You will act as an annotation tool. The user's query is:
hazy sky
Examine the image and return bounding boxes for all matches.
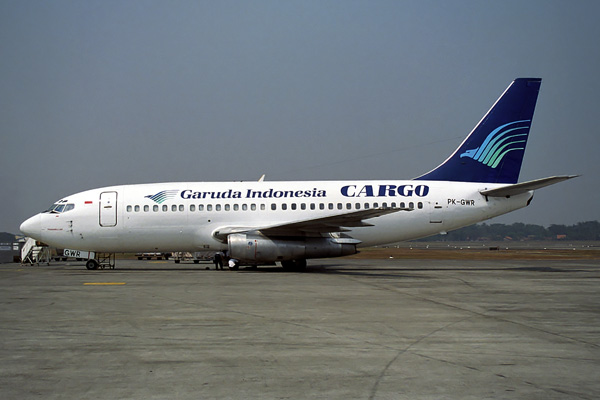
[2,0,599,234]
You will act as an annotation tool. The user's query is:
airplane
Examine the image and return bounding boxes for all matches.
[20,78,577,271]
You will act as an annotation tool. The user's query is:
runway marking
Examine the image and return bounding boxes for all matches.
[83,282,126,285]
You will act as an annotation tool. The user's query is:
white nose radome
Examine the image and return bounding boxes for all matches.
[20,214,42,239]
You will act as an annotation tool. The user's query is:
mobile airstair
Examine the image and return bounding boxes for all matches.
[21,237,51,265]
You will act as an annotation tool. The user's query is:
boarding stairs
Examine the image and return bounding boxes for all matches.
[21,237,51,265]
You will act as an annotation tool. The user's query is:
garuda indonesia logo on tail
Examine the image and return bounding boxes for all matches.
[460,120,531,168]
[145,190,179,204]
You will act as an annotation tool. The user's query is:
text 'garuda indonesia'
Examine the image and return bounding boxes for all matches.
[178,184,430,200]
[180,188,327,200]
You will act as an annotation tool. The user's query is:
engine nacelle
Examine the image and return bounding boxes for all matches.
[227,233,357,263]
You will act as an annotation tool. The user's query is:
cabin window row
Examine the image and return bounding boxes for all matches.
[126,204,267,212]
[272,202,423,211]
[125,202,424,213]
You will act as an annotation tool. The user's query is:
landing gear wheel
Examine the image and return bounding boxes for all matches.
[281,259,307,272]
[86,259,99,270]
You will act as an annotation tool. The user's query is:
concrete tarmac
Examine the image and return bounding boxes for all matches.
[1,258,599,400]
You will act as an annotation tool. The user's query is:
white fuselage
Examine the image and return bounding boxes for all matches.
[21,179,531,253]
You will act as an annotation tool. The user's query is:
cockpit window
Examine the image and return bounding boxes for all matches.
[44,203,75,214]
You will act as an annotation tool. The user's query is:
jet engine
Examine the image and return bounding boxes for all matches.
[227,233,357,263]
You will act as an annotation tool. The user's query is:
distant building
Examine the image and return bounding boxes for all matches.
[0,233,23,263]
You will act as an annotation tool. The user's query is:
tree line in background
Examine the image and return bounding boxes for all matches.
[417,221,600,242]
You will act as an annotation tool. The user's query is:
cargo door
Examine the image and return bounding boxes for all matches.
[99,191,118,227]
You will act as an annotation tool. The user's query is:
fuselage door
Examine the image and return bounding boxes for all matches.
[429,201,444,224]
[99,191,118,227]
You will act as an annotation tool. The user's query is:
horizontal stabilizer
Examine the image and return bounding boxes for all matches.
[480,175,579,197]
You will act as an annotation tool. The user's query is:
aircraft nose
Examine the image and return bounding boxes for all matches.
[20,214,42,239]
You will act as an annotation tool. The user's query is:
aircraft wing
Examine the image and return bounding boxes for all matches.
[212,207,410,241]
[480,175,579,197]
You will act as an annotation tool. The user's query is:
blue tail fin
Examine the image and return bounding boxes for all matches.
[415,78,542,184]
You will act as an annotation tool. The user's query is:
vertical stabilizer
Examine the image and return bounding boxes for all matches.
[416,78,542,184]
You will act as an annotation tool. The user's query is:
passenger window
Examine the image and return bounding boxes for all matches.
[391,202,397,208]
[319,203,325,210]
[215,204,221,211]
[409,202,414,209]
[179,205,184,212]
[282,204,287,210]
[207,205,213,211]
[162,205,168,212]
[260,204,265,211]
[382,202,388,208]
[301,203,306,210]
[127,205,132,212]
[337,203,342,210]
[291,203,297,210]
[271,204,277,210]
[234,204,239,211]
[328,203,334,210]
[172,205,177,212]
[198,204,204,211]
[418,202,423,209]
[400,202,406,208]
[310,203,316,210]
[153,205,159,212]
[225,204,230,211]
[144,205,149,212]
[373,203,379,208]
[364,203,370,209]
[346,203,352,210]
[251,204,256,211]
[355,203,361,210]
[135,205,140,212]
[190,205,195,212]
